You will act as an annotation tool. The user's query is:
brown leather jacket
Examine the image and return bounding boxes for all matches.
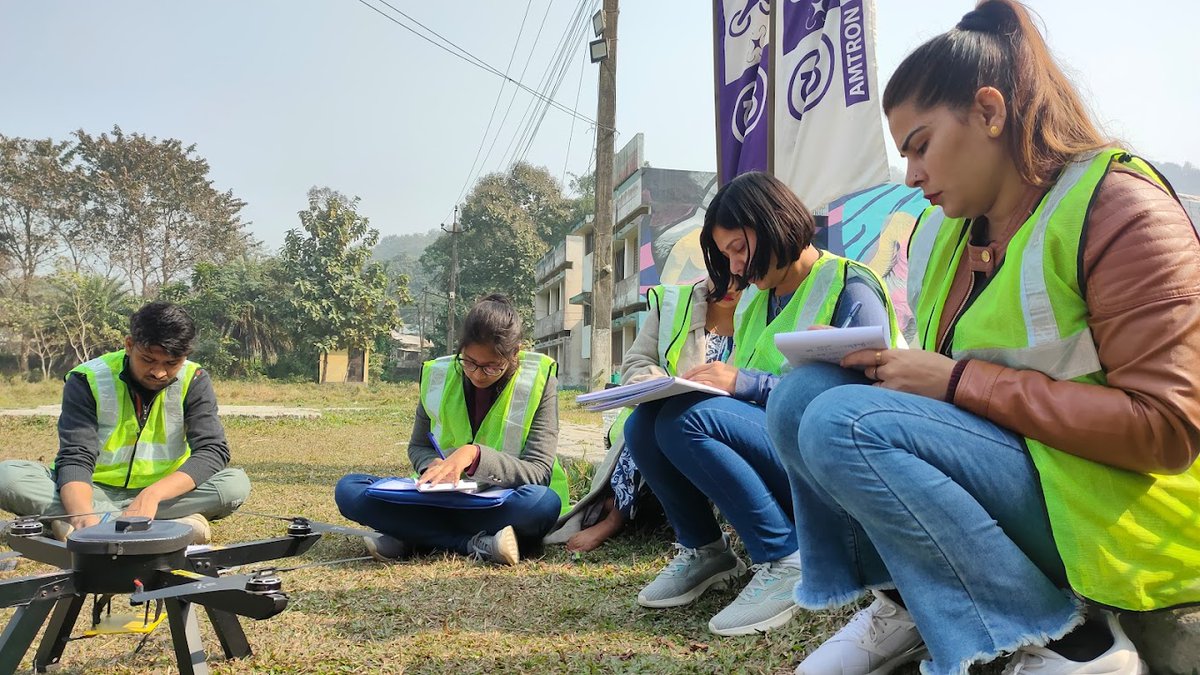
[940,168,1200,475]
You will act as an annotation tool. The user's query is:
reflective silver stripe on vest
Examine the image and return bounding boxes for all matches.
[424,358,451,442]
[656,286,682,367]
[160,378,187,458]
[501,353,545,456]
[906,208,944,314]
[955,155,1103,381]
[84,356,119,439]
[793,259,842,330]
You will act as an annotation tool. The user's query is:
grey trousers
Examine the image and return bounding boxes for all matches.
[0,460,250,521]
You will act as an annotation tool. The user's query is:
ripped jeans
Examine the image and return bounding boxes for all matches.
[767,363,1081,675]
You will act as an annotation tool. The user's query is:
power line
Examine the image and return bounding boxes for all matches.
[355,0,607,130]
[561,41,589,187]
[471,0,555,187]
[450,0,534,211]
[502,0,594,170]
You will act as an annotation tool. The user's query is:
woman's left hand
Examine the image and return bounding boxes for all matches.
[842,348,957,401]
[417,445,480,485]
[682,361,740,394]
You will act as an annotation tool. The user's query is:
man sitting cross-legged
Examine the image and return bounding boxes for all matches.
[0,301,250,544]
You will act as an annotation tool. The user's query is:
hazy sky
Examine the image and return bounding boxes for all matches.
[2,1,1196,249]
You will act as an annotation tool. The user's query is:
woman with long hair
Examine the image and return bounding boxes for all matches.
[768,2,1200,673]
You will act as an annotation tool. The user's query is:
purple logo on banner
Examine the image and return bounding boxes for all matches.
[786,34,834,119]
[781,0,872,119]
[716,0,771,183]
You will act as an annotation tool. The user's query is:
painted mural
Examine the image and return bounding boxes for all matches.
[816,182,929,342]
[628,171,927,342]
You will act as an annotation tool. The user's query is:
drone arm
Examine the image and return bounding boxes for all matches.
[185,535,320,574]
[0,571,75,609]
[136,571,287,620]
[3,535,72,571]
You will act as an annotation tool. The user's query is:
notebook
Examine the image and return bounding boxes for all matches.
[773,325,889,367]
[365,477,513,509]
[574,376,727,412]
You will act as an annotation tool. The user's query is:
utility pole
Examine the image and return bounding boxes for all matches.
[417,290,426,362]
[442,205,460,352]
[589,0,618,389]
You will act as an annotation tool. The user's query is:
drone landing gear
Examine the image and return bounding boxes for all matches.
[0,590,258,675]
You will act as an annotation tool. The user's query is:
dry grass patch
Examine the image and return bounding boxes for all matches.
[2,384,1005,674]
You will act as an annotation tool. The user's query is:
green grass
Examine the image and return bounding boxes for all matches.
[0,383,1002,674]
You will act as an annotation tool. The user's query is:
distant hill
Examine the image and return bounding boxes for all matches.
[1157,160,1200,196]
[373,229,440,264]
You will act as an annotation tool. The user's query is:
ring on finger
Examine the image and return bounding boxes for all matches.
[875,351,883,367]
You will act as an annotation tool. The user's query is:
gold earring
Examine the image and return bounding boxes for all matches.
[989,125,1000,137]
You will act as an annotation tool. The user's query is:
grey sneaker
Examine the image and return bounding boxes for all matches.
[795,591,927,674]
[363,534,409,562]
[637,534,746,608]
[468,525,519,565]
[708,560,802,636]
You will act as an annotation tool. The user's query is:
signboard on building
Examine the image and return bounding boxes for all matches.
[614,133,645,189]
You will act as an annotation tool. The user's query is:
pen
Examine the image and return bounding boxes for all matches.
[426,432,447,461]
[838,301,863,329]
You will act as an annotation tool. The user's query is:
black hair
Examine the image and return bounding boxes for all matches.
[129,301,196,357]
[458,293,522,363]
[882,0,1107,187]
[700,171,815,301]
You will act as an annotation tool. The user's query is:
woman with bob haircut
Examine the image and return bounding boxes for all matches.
[628,170,900,637]
[768,2,1200,674]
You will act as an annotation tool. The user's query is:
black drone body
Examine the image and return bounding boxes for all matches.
[0,515,327,675]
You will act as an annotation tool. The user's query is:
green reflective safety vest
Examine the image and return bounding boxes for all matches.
[733,253,902,374]
[420,351,571,516]
[908,148,1200,610]
[645,283,703,377]
[68,350,198,489]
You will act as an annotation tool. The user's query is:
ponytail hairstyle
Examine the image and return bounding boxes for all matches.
[700,171,815,301]
[458,293,523,365]
[882,0,1109,187]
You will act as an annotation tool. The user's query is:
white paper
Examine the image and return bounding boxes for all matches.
[575,376,728,412]
[417,480,478,493]
[773,326,888,366]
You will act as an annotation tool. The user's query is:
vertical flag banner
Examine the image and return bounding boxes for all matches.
[714,0,772,185]
[771,0,888,209]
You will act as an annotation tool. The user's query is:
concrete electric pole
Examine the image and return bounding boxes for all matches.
[589,0,618,389]
[442,205,460,352]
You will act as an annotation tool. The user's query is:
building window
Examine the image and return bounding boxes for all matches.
[584,232,594,254]
[614,239,626,279]
[583,304,593,327]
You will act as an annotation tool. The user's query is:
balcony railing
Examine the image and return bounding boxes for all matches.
[535,240,570,281]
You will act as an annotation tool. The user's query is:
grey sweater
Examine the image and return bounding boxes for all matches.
[55,360,231,489]
[407,374,560,490]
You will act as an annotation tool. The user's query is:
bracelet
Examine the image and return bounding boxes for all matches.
[945,359,970,403]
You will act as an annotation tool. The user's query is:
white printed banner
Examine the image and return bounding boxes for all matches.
[771,0,888,209]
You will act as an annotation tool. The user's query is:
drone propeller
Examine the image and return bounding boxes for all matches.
[237,511,382,539]
[129,555,373,603]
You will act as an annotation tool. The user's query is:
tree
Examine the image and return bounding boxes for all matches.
[419,162,576,351]
[75,125,252,297]
[280,188,406,382]
[180,258,298,378]
[0,135,82,376]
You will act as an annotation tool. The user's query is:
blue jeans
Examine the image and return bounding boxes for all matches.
[333,474,561,555]
[767,363,1081,675]
[625,393,796,563]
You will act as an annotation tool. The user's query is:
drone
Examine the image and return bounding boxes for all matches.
[0,512,380,675]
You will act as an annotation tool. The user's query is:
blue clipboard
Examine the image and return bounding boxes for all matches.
[365,477,515,509]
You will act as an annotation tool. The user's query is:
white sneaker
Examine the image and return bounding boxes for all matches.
[1001,612,1147,675]
[795,591,927,675]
